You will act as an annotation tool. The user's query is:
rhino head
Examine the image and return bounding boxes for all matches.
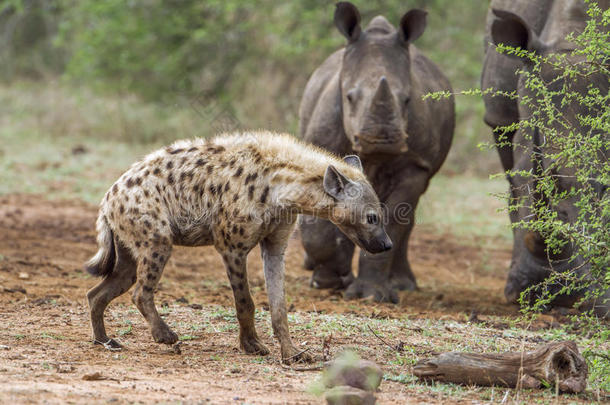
[334,2,427,157]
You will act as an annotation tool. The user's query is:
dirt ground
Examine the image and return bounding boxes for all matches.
[0,194,588,404]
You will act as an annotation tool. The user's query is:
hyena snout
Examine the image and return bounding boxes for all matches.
[359,229,393,254]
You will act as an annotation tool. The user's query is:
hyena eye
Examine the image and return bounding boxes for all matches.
[366,213,379,225]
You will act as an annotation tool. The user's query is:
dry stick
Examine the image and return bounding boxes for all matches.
[279,348,322,372]
[413,341,588,393]
[280,363,324,372]
[283,348,312,363]
[367,325,400,352]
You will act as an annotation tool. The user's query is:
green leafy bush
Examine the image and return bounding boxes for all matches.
[427,1,610,388]
[1,1,491,171]
[501,2,609,323]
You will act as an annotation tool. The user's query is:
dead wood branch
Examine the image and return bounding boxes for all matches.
[413,341,588,393]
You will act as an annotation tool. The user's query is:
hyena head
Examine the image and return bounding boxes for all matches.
[323,155,392,254]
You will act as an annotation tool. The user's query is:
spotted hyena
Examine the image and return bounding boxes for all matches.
[85,131,391,363]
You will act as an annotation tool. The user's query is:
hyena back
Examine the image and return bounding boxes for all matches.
[86,131,391,363]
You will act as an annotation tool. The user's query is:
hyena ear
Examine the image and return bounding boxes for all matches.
[343,155,363,172]
[323,165,350,200]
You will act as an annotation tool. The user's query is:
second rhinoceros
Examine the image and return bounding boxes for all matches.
[299,2,455,303]
[482,0,609,317]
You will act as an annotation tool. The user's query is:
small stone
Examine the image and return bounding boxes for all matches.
[72,145,88,155]
[82,372,105,381]
[2,286,26,294]
[57,364,74,373]
[189,303,203,310]
[325,357,383,392]
[18,272,29,280]
[325,386,376,405]
[172,343,182,354]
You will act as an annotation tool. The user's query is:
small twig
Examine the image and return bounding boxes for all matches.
[283,348,311,363]
[280,363,324,372]
[367,325,400,352]
[322,334,332,362]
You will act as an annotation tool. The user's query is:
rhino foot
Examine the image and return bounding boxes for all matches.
[344,279,399,304]
[303,253,315,271]
[310,269,354,290]
[390,274,418,292]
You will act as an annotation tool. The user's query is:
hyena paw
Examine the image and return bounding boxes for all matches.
[282,346,314,365]
[152,324,179,345]
[241,336,270,356]
[94,338,123,351]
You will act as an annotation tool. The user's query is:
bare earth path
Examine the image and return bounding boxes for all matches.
[1,194,583,404]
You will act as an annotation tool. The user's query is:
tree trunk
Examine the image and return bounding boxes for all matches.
[413,341,588,393]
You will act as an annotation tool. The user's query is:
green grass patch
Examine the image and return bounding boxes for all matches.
[40,331,66,340]
[418,173,511,244]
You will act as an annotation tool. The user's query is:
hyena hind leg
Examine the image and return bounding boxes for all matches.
[131,243,178,345]
[220,249,270,356]
[87,239,137,349]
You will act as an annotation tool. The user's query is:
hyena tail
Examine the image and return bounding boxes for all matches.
[85,215,116,277]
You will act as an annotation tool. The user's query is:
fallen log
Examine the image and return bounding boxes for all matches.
[413,341,587,393]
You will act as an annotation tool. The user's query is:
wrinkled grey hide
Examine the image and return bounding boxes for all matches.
[299,2,455,303]
[482,0,609,317]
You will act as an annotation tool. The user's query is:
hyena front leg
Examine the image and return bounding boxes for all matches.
[131,240,177,345]
[261,222,314,364]
[219,247,270,356]
[87,238,137,349]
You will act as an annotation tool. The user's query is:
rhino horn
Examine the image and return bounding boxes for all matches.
[370,76,396,117]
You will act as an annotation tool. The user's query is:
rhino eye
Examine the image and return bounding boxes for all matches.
[366,213,379,225]
[346,89,357,104]
[404,96,411,105]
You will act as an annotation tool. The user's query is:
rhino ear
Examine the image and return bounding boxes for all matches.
[323,165,350,200]
[398,9,427,44]
[343,155,363,172]
[334,2,361,43]
[491,9,545,55]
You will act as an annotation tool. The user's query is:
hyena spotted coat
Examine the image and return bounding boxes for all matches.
[86,131,391,363]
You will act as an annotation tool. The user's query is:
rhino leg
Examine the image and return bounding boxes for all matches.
[300,215,355,289]
[492,128,516,173]
[344,219,416,303]
[345,171,426,303]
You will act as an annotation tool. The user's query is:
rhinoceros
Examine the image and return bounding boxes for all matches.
[482,0,609,317]
[298,2,455,303]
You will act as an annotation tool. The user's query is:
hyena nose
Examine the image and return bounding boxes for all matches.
[382,239,393,252]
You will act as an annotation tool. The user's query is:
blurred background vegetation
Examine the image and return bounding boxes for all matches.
[0,0,509,242]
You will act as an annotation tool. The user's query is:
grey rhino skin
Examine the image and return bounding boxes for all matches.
[482,0,609,317]
[299,2,455,303]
